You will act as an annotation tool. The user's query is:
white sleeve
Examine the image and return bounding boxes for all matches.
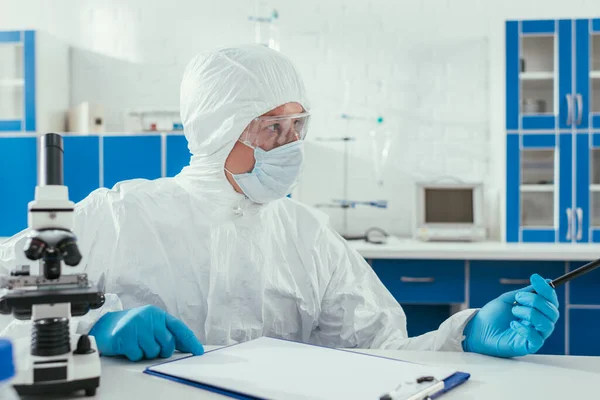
[0,189,123,339]
[310,225,477,351]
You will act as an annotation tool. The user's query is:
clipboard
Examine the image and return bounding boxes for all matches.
[144,337,470,400]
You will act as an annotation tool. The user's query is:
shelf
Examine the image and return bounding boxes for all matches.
[591,71,600,79]
[0,79,24,87]
[590,184,600,192]
[520,184,554,192]
[521,112,554,116]
[520,72,554,80]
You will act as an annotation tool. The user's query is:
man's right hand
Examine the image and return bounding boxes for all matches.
[89,305,204,361]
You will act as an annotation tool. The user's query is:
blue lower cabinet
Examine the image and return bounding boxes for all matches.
[166,135,190,177]
[63,136,100,203]
[370,260,465,304]
[470,261,566,355]
[103,136,162,189]
[569,309,600,356]
[0,137,37,237]
[569,261,600,305]
[402,304,452,338]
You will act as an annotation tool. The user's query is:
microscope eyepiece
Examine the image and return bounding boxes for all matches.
[40,133,64,186]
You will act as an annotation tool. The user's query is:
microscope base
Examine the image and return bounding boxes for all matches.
[14,377,100,397]
[11,333,101,397]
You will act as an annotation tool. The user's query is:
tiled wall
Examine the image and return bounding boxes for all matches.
[2,0,600,238]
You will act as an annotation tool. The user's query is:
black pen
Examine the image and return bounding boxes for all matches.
[514,257,600,304]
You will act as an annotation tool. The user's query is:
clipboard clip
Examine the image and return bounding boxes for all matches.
[380,376,443,400]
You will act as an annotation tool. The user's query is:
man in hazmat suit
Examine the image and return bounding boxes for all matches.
[0,45,559,362]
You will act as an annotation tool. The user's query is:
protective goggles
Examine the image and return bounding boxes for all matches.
[239,112,311,151]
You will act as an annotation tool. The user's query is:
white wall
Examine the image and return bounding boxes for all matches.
[2,0,599,239]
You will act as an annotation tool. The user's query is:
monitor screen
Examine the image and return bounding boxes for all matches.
[424,188,474,223]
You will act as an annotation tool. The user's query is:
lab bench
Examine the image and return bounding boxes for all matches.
[349,237,600,356]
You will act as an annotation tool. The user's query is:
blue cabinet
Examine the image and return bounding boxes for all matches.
[0,133,185,237]
[505,20,572,132]
[0,31,35,132]
[469,261,566,355]
[365,257,600,355]
[506,18,600,243]
[402,305,453,338]
[569,261,600,305]
[0,30,69,133]
[165,134,191,177]
[569,309,600,356]
[63,136,100,203]
[506,133,572,242]
[103,136,162,189]
[0,137,36,236]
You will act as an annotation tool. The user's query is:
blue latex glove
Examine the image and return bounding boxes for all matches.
[89,305,204,361]
[462,273,559,358]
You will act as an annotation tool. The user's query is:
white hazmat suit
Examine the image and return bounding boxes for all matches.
[1,44,476,350]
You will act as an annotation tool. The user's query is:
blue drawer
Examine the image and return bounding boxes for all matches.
[569,309,600,356]
[103,136,162,189]
[568,261,600,305]
[370,260,465,304]
[470,261,566,355]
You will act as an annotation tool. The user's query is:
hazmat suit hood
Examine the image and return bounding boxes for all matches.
[176,44,310,203]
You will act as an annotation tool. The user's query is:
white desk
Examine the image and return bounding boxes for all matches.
[349,236,600,260]
[19,347,600,399]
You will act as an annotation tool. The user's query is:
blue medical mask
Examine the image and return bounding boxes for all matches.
[225,141,305,204]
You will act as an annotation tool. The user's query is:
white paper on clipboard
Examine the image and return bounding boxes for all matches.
[146,336,468,400]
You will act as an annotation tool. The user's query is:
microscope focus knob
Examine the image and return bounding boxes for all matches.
[74,334,95,355]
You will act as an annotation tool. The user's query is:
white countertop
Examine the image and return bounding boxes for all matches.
[349,236,600,261]
[19,346,600,400]
[4,236,600,262]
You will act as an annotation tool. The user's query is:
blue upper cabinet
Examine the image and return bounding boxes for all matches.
[506,20,572,132]
[571,19,600,242]
[506,133,572,243]
[0,30,69,133]
[0,31,35,132]
[506,18,600,243]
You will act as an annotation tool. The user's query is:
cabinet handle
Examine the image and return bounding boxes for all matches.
[400,276,435,283]
[566,208,573,240]
[499,278,530,285]
[566,94,573,126]
[576,93,583,126]
[576,207,583,241]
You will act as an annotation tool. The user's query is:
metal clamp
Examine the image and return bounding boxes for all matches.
[400,277,435,283]
[499,278,530,285]
[576,94,583,126]
[566,94,573,126]
[576,207,583,241]
[566,207,573,240]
